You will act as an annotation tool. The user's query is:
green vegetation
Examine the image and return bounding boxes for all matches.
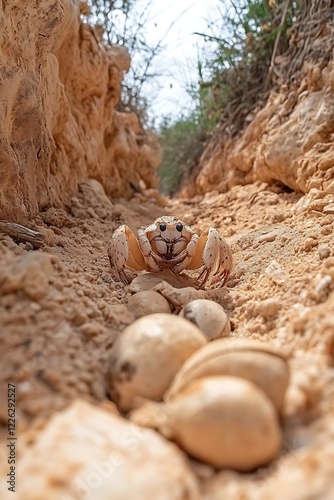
[85,1,300,194]
[158,0,298,194]
[157,114,206,194]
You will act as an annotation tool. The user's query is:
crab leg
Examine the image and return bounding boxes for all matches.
[108,225,146,284]
[182,228,233,288]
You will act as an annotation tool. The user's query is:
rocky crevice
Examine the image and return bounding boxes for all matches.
[0,0,160,221]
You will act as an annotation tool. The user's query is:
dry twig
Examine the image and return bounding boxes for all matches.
[0,221,45,248]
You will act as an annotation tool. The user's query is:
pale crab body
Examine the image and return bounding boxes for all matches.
[108,216,233,288]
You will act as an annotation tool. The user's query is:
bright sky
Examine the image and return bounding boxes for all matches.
[139,0,223,120]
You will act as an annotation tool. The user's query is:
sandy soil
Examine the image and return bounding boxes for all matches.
[1,178,334,498]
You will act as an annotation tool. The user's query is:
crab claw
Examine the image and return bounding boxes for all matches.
[175,227,233,288]
[108,225,146,284]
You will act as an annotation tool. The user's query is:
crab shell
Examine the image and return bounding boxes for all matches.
[108,216,233,289]
[144,216,194,263]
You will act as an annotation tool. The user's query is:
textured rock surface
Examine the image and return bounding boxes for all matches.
[0,0,160,221]
[0,251,54,301]
[0,400,199,499]
[184,61,334,196]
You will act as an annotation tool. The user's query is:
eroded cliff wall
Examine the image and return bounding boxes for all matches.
[183,7,334,197]
[0,0,160,221]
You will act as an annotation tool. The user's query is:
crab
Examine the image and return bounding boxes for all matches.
[108,216,233,288]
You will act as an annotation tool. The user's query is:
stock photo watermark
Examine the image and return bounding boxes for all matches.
[6,383,17,493]
[61,426,149,500]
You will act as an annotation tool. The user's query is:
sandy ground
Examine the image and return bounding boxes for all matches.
[1,178,334,498]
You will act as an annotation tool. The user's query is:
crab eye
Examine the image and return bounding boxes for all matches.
[176,223,183,232]
[159,223,167,232]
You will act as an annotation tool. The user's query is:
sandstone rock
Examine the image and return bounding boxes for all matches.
[41,208,68,228]
[265,260,288,285]
[153,281,207,308]
[318,245,330,260]
[0,0,62,220]
[0,251,53,300]
[185,62,334,197]
[0,400,199,499]
[0,0,160,221]
[257,298,281,318]
[126,270,198,293]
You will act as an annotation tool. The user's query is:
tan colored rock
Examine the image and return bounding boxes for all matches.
[253,91,334,192]
[257,298,281,319]
[0,0,63,220]
[127,291,171,318]
[127,270,198,293]
[133,377,281,471]
[153,281,207,308]
[184,63,334,196]
[130,400,170,430]
[106,313,207,411]
[0,0,160,221]
[323,203,334,214]
[265,260,288,285]
[41,208,68,228]
[0,251,53,301]
[165,338,289,412]
[0,400,199,500]
[104,304,135,326]
[34,226,56,247]
[318,244,331,260]
[179,299,230,340]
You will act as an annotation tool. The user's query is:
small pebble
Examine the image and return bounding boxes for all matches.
[265,260,287,285]
[257,298,281,319]
[318,245,330,260]
[323,204,334,214]
[324,257,334,268]
[80,322,102,337]
[304,237,318,251]
[313,275,332,303]
[127,291,171,318]
[0,252,53,301]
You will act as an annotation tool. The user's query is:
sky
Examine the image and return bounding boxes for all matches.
[135,0,223,120]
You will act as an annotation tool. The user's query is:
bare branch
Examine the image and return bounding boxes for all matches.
[0,222,45,248]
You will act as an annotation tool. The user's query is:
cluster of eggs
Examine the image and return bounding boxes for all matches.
[106,289,289,471]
